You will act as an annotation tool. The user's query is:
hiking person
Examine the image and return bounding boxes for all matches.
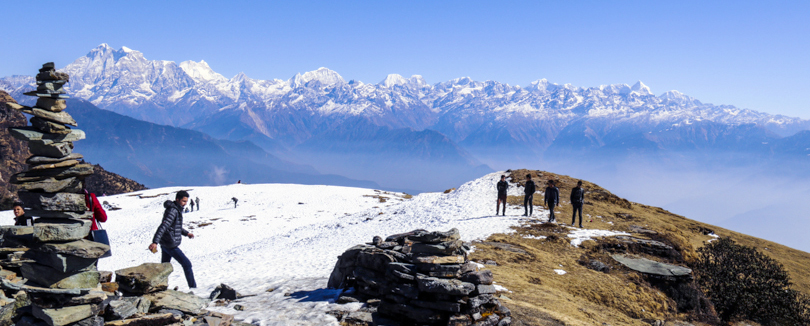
[149,190,196,289]
[232,197,238,208]
[496,175,509,215]
[189,198,195,212]
[195,197,200,211]
[12,202,33,226]
[84,189,107,231]
[523,174,536,217]
[544,180,560,223]
[570,180,585,228]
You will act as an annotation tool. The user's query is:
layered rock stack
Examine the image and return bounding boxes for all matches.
[328,228,512,326]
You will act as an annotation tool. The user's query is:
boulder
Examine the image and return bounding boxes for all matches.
[9,127,84,143]
[35,98,67,112]
[25,249,97,273]
[417,277,475,296]
[460,270,493,285]
[32,303,103,326]
[409,228,460,244]
[32,218,91,242]
[30,117,72,135]
[21,263,99,289]
[143,290,209,315]
[35,239,110,259]
[105,299,137,320]
[27,140,73,158]
[115,263,173,294]
[475,284,498,294]
[611,254,692,277]
[26,153,83,165]
[17,177,83,193]
[102,313,179,326]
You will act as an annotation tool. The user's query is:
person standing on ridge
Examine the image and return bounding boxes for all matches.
[232,197,238,208]
[544,180,560,223]
[496,175,509,215]
[12,202,33,226]
[195,197,200,211]
[570,180,585,228]
[149,190,196,289]
[523,174,536,217]
[189,198,195,212]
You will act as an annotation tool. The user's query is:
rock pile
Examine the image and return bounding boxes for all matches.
[328,228,512,326]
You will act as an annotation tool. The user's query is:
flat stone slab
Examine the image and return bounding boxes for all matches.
[102,313,180,326]
[409,228,461,244]
[30,117,72,135]
[27,153,83,165]
[17,177,83,193]
[26,246,98,273]
[33,218,92,242]
[143,290,209,315]
[18,192,87,212]
[32,303,103,326]
[9,127,83,143]
[29,159,79,170]
[27,141,74,158]
[35,98,67,112]
[0,278,93,295]
[26,210,92,220]
[611,254,692,277]
[12,164,93,183]
[416,276,475,296]
[412,255,465,264]
[410,239,463,255]
[21,263,99,289]
[35,239,110,259]
[115,263,173,294]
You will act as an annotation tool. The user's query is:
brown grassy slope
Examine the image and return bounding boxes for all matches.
[471,169,810,325]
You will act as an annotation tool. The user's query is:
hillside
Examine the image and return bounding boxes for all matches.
[11,170,800,325]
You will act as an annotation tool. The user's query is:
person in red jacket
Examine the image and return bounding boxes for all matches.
[84,189,107,230]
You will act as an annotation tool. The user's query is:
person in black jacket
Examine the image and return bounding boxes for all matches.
[570,180,585,228]
[496,175,509,216]
[12,202,33,226]
[544,180,560,223]
[149,191,196,288]
[523,174,536,217]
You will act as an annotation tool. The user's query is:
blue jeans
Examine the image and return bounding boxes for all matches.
[572,203,583,225]
[161,246,196,288]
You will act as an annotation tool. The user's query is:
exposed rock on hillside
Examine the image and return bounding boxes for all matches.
[83,164,146,196]
[0,91,31,209]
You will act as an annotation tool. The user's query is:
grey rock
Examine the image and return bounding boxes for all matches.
[417,277,475,296]
[21,263,99,289]
[70,316,104,326]
[32,303,103,326]
[16,316,49,326]
[144,290,209,315]
[25,249,97,273]
[27,140,73,158]
[29,107,77,126]
[26,210,92,220]
[209,283,240,300]
[386,268,415,282]
[356,250,396,272]
[11,164,94,183]
[29,159,80,170]
[120,296,151,314]
[33,219,92,242]
[36,81,65,93]
[497,316,512,326]
[27,153,84,165]
[35,97,67,112]
[473,314,499,326]
[23,91,70,99]
[387,262,416,275]
[418,263,464,278]
[469,294,493,308]
[384,229,429,243]
[448,314,473,326]
[387,283,419,299]
[476,284,498,294]
[460,270,494,285]
[353,267,385,288]
[158,308,184,318]
[102,313,179,326]
[409,228,460,244]
[411,239,463,255]
[19,192,88,212]
[611,254,692,277]
[0,225,34,237]
[18,177,83,193]
[411,299,461,312]
[36,239,110,259]
[106,299,138,320]
[31,117,72,134]
[36,70,69,82]
[9,127,84,143]
[587,260,611,273]
[378,301,444,323]
[115,263,173,294]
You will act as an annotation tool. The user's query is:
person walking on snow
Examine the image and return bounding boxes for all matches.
[232,197,238,208]
[149,190,196,288]
[195,197,200,211]
[496,175,509,216]
[523,174,536,217]
[570,180,585,228]
[544,180,560,223]
[189,198,195,212]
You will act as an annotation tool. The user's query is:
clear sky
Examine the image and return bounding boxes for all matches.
[2,1,809,118]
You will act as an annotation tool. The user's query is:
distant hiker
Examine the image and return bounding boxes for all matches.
[570,180,585,228]
[12,202,33,226]
[149,190,196,289]
[496,175,509,215]
[195,197,200,211]
[523,174,536,217]
[232,197,238,208]
[237,180,241,184]
[84,189,108,231]
[544,180,560,223]
[184,207,189,213]
[189,198,195,212]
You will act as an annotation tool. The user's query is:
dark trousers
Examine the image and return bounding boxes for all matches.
[572,203,583,226]
[161,246,196,288]
[548,203,556,221]
[523,194,533,215]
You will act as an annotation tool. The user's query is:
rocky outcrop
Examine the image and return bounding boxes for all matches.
[0,90,31,209]
[83,164,146,196]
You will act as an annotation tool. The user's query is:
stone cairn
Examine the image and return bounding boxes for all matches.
[328,228,512,326]
[0,63,219,326]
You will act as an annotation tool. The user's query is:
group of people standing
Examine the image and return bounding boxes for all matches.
[496,174,586,228]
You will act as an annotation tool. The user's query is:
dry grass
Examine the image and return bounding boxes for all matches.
[470,169,810,325]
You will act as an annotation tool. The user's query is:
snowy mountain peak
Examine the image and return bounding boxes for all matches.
[291,67,345,88]
[631,81,652,95]
[380,74,407,88]
[121,46,134,53]
[180,60,227,83]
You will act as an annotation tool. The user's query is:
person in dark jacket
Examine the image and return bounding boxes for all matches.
[570,180,585,228]
[232,197,238,208]
[544,180,560,223]
[12,202,33,226]
[189,198,195,212]
[496,175,509,216]
[523,174,536,217]
[149,191,196,288]
[195,197,200,211]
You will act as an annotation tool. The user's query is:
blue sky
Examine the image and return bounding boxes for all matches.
[3,1,809,118]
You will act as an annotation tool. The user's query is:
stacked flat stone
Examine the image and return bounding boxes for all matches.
[3,62,112,326]
[328,228,512,326]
